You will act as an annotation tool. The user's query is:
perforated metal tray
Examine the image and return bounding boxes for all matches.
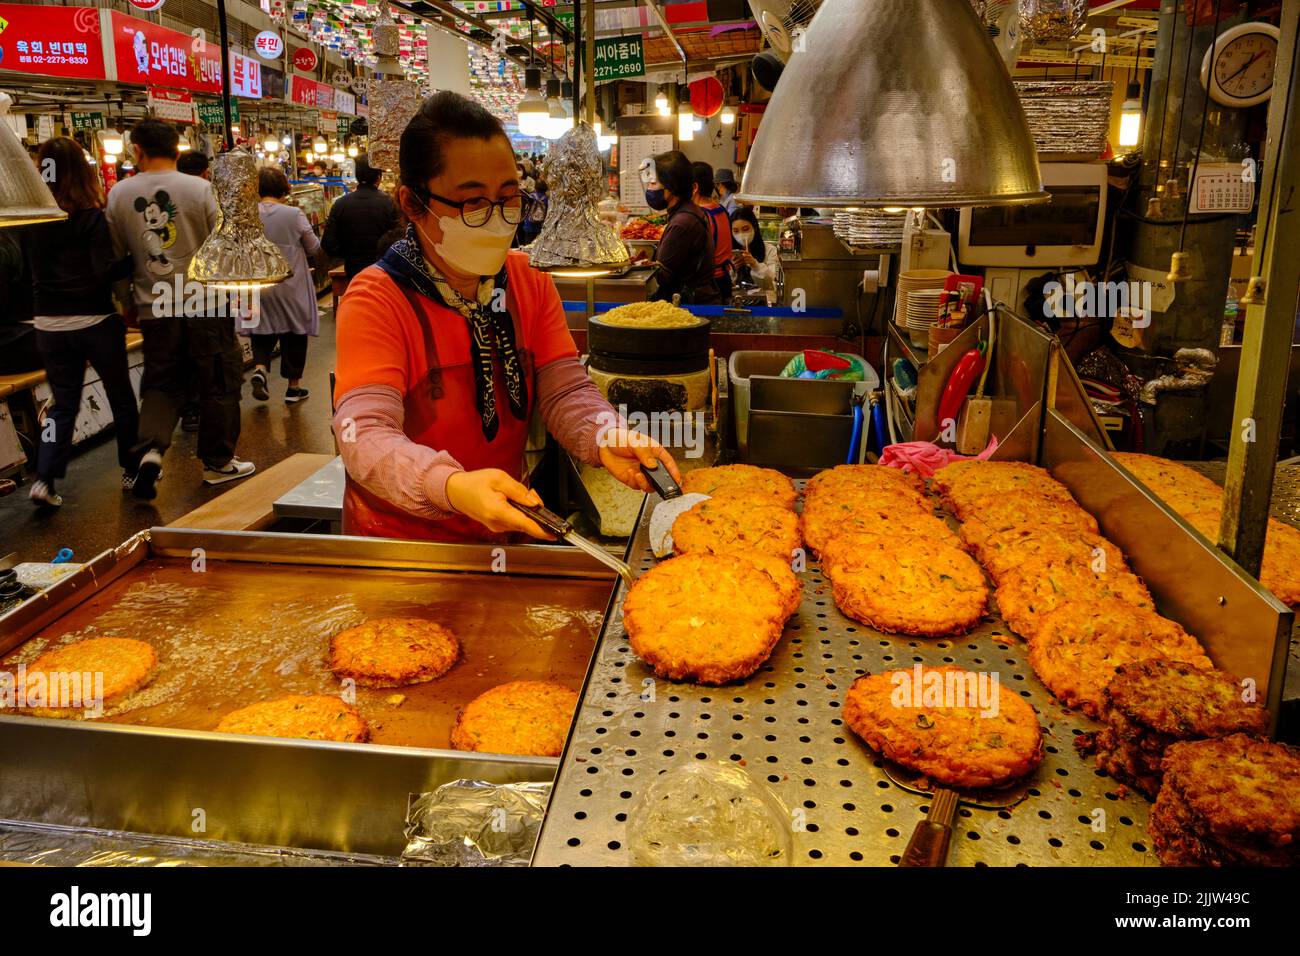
[533,483,1161,868]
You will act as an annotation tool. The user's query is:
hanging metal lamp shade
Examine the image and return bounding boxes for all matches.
[0,93,66,227]
[738,0,1047,209]
[188,148,291,290]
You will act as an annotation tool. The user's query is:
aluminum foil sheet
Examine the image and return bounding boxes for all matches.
[831,210,906,251]
[373,2,400,60]
[401,780,551,867]
[186,148,291,288]
[367,80,422,179]
[528,123,630,273]
[1018,0,1088,43]
[1015,80,1113,157]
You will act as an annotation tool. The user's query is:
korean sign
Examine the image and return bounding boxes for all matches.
[196,99,239,126]
[288,75,333,110]
[229,49,261,99]
[70,111,105,131]
[110,12,222,94]
[592,35,645,82]
[0,4,106,81]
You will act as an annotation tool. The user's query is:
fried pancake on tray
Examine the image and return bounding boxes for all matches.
[933,460,1076,515]
[740,552,803,618]
[843,667,1043,789]
[994,557,1153,641]
[1089,659,1268,798]
[622,553,789,684]
[215,694,370,742]
[21,637,157,718]
[805,463,924,499]
[955,492,1100,556]
[1111,452,1224,503]
[978,526,1129,587]
[671,496,802,562]
[801,494,943,556]
[449,680,579,756]
[680,464,797,510]
[329,618,460,688]
[1151,734,1300,867]
[1027,604,1212,717]
[823,533,987,637]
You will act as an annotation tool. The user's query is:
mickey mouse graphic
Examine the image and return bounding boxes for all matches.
[134,190,178,276]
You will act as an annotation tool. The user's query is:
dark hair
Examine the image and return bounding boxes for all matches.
[654,150,694,203]
[535,180,548,196]
[731,205,765,261]
[37,137,103,213]
[176,151,210,176]
[399,91,510,199]
[355,158,382,187]
[258,167,291,199]
[691,161,715,199]
[130,118,180,160]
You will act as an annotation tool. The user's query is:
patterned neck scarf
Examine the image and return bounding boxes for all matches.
[378,226,527,440]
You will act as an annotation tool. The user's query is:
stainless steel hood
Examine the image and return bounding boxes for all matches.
[739,0,1047,209]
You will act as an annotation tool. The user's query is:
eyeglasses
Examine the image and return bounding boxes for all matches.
[424,190,525,227]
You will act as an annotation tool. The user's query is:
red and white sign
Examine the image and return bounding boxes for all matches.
[288,75,332,110]
[110,12,222,93]
[0,3,107,81]
[127,0,166,11]
[291,45,316,72]
[229,50,261,98]
[254,30,282,60]
[146,87,195,123]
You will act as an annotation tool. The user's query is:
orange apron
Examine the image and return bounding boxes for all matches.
[342,275,536,543]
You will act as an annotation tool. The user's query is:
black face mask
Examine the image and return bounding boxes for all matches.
[645,188,669,211]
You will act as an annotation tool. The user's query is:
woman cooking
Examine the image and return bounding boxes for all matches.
[333,92,679,541]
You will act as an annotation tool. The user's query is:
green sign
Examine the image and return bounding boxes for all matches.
[196,100,239,126]
[337,116,350,136]
[70,112,104,132]
[554,12,574,29]
[592,35,645,82]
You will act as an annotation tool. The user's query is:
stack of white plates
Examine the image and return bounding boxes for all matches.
[895,269,951,332]
[905,288,945,349]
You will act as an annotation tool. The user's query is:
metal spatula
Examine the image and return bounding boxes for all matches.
[883,761,1032,867]
[640,463,709,559]
[508,500,637,588]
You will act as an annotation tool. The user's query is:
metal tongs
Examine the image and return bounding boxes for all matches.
[508,500,637,587]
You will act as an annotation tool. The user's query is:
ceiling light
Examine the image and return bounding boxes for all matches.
[313,137,328,154]
[517,66,549,137]
[177,140,192,152]
[677,102,694,142]
[720,104,736,125]
[1119,82,1143,151]
[102,133,124,154]
[739,0,1045,208]
[654,86,669,113]
[188,148,291,291]
[102,153,118,165]
[282,134,293,146]
[264,137,280,153]
[347,145,359,157]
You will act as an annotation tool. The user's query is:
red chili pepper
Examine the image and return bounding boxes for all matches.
[937,341,988,427]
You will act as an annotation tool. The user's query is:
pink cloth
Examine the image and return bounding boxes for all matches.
[333,355,620,521]
[878,436,1000,479]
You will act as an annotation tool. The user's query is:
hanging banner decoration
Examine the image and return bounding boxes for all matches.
[0,3,107,81]
[291,45,317,72]
[592,34,646,81]
[147,87,196,123]
[254,30,283,60]
[229,50,262,98]
[689,76,724,118]
[111,12,222,93]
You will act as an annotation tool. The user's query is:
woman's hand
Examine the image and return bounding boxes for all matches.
[445,469,550,539]
[598,427,683,493]
[739,251,758,268]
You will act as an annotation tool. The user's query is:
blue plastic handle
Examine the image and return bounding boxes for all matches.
[52,548,73,564]
[848,404,865,464]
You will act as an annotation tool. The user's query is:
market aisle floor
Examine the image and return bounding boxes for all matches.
[0,302,340,562]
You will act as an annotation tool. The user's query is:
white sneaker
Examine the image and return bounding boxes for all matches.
[203,457,256,485]
[29,479,63,508]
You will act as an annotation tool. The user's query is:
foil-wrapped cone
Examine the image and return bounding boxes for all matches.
[401,780,551,867]
[367,79,422,179]
[1018,0,1088,43]
[187,147,291,289]
[372,1,400,60]
[528,122,629,274]
[0,92,66,227]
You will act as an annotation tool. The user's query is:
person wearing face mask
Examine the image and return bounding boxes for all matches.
[731,206,782,306]
[641,151,719,305]
[332,92,680,542]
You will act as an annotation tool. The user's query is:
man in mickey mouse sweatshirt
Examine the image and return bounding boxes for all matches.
[107,118,256,498]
